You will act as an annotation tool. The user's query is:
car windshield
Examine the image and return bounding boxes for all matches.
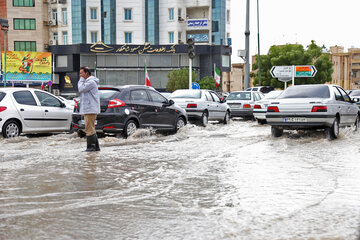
[278,85,330,99]
[171,90,201,99]
[263,91,283,100]
[350,90,360,96]
[99,89,121,100]
[227,92,251,100]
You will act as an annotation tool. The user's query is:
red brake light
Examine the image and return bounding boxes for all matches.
[104,126,116,129]
[187,103,197,108]
[0,106,7,112]
[74,100,78,109]
[312,106,327,112]
[253,104,261,109]
[267,106,279,112]
[243,104,251,109]
[108,98,125,108]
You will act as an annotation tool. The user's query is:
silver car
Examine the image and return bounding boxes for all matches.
[170,89,231,126]
[266,84,360,140]
[253,90,283,124]
[226,91,264,119]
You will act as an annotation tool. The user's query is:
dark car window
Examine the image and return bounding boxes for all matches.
[337,87,351,102]
[99,89,121,100]
[210,92,221,102]
[131,89,149,101]
[148,90,167,103]
[205,91,213,101]
[279,85,330,99]
[333,88,344,101]
[35,91,62,107]
[13,90,37,106]
[0,92,5,102]
[227,92,251,100]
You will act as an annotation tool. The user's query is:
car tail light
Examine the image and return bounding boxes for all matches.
[104,126,116,129]
[0,106,7,112]
[312,106,327,112]
[187,103,197,108]
[74,100,79,109]
[108,98,125,108]
[253,104,261,109]
[267,106,279,112]
[73,125,79,129]
[243,104,251,109]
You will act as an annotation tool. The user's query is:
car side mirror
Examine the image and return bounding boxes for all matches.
[221,98,226,103]
[60,102,66,108]
[163,99,174,107]
[352,97,360,103]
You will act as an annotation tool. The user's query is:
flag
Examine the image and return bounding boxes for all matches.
[214,64,221,87]
[144,64,151,86]
[41,82,45,90]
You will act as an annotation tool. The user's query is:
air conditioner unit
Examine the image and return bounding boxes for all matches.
[178,16,184,22]
[44,44,49,49]
[49,20,57,26]
[49,40,58,46]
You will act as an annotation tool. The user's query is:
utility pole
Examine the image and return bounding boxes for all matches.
[244,0,250,90]
[257,0,261,85]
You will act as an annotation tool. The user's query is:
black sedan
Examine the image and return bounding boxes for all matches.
[72,85,188,138]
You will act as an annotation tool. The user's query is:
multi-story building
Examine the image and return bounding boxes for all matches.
[330,46,360,90]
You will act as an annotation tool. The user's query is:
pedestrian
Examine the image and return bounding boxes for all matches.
[78,66,100,152]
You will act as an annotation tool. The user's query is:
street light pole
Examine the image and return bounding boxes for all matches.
[244,0,250,90]
[257,0,261,85]
[4,29,7,88]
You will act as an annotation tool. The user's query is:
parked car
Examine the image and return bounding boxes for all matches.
[160,92,172,99]
[0,88,73,138]
[246,86,274,94]
[349,90,360,108]
[266,84,360,140]
[170,89,231,126]
[72,85,187,138]
[226,91,264,119]
[253,90,283,124]
[57,96,76,110]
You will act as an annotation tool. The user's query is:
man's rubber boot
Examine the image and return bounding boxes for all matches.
[95,134,100,151]
[85,134,97,152]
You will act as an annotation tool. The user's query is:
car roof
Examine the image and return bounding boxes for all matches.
[99,85,155,91]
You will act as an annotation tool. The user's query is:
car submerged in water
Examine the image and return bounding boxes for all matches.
[72,85,188,138]
[266,84,360,140]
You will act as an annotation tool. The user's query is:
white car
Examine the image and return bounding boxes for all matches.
[226,91,264,119]
[57,96,76,110]
[0,88,73,138]
[170,89,231,126]
[266,84,360,140]
[253,90,283,124]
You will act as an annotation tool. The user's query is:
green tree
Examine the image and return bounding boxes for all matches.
[252,40,333,89]
[197,76,218,90]
[166,68,197,92]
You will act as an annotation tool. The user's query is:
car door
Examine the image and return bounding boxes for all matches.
[147,89,175,128]
[337,87,358,124]
[34,91,72,130]
[333,87,350,125]
[204,91,217,120]
[11,90,44,130]
[130,89,156,127]
[209,91,226,120]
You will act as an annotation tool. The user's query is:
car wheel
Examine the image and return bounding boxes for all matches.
[222,111,230,124]
[173,116,186,133]
[2,120,21,138]
[257,119,266,125]
[271,126,283,137]
[199,111,208,127]
[123,120,137,138]
[326,118,339,140]
[354,115,359,132]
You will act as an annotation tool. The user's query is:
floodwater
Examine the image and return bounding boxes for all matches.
[0,120,359,240]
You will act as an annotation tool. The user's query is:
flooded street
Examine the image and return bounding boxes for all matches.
[0,120,359,240]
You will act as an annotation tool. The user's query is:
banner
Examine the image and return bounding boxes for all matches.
[1,51,52,82]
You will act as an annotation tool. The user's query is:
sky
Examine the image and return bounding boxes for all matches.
[230,0,360,64]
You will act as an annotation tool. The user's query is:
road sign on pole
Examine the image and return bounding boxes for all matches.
[295,65,317,77]
[270,66,293,78]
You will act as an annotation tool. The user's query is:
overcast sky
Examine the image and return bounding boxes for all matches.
[230,0,360,64]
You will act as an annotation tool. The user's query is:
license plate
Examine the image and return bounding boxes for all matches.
[230,104,241,108]
[79,120,97,125]
[284,117,307,123]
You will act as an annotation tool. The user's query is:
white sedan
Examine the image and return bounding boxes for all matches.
[0,88,73,138]
[253,90,283,124]
[266,84,360,140]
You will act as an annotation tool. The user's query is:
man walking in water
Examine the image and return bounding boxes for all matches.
[78,66,100,152]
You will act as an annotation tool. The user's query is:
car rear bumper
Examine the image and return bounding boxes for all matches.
[72,113,126,134]
[266,113,335,129]
[253,110,266,120]
[185,109,203,121]
[230,109,253,117]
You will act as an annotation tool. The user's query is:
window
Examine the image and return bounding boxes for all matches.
[35,91,62,107]
[53,32,58,41]
[125,32,132,43]
[90,8,97,20]
[62,8,67,25]
[13,0,34,7]
[210,92,221,102]
[227,10,230,23]
[91,31,98,43]
[168,8,174,20]
[62,31,68,45]
[337,87,351,102]
[13,19,36,30]
[178,8,182,18]
[52,9,57,23]
[178,32,181,42]
[169,32,174,44]
[14,41,36,51]
[205,91,213,101]
[13,91,37,106]
[131,90,149,101]
[148,90,167,103]
[124,8,132,20]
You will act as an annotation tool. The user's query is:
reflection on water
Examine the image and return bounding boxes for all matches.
[0,121,360,240]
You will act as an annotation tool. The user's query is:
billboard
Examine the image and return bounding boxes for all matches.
[1,51,52,82]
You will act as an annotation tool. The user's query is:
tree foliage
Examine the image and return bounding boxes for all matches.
[197,76,219,90]
[252,40,333,89]
[166,68,198,92]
